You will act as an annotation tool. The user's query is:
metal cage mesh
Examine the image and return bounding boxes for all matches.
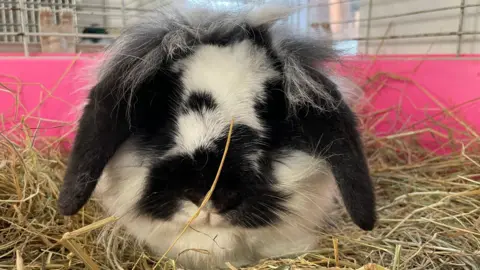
[0,0,479,56]
[1,0,77,43]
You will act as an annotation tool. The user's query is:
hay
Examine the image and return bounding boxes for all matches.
[1,71,479,270]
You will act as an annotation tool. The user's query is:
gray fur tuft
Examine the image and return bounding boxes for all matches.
[95,3,342,121]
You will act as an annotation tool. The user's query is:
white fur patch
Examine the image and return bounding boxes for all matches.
[171,40,278,154]
[173,109,226,153]
[272,151,338,230]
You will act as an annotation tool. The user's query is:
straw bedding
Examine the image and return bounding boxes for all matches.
[0,74,479,270]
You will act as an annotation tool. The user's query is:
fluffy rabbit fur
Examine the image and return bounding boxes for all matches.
[58,4,376,269]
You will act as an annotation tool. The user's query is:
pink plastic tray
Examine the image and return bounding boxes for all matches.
[0,53,478,153]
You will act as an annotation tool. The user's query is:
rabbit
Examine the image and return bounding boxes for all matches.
[57,4,376,270]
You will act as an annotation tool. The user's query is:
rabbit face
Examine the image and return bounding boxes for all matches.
[58,5,376,269]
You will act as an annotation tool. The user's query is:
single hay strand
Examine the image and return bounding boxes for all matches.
[332,238,339,268]
[61,216,119,240]
[392,245,401,270]
[15,250,24,270]
[61,239,100,270]
[225,262,239,270]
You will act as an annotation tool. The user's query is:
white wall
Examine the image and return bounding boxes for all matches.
[358,0,480,54]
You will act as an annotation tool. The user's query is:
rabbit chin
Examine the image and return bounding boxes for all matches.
[93,142,339,269]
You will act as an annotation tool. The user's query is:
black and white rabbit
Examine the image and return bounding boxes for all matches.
[58,4,376,269]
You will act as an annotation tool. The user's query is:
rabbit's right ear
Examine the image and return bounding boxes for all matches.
[57,80,132,216]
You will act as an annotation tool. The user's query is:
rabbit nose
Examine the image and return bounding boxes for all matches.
[204,201,218,213]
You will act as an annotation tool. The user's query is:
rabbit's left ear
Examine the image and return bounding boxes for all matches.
[299,84,376,231]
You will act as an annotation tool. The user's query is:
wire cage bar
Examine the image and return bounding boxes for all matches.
[0,0,479,56]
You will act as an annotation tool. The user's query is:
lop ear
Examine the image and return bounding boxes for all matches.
[57,81,132,216]
[299,86,376,231]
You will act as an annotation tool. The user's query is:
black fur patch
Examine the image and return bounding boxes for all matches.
[185,91,218,112]
[138,124,289,228]
[58,64,183,215]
